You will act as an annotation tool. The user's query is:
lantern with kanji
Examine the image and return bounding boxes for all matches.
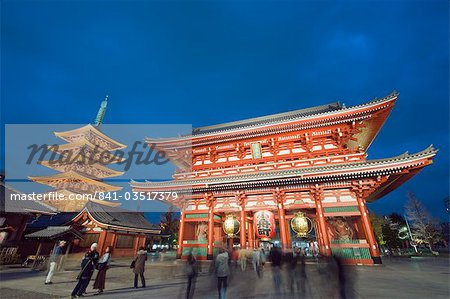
[223,215,240,237]
[254,210,276,241]
[290,212,312,237]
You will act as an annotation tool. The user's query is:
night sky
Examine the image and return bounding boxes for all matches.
[1,1,449,223]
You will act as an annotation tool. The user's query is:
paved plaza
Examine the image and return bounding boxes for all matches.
[0,257,449,299]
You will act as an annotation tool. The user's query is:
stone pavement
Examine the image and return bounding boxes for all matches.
[0,257,449,299]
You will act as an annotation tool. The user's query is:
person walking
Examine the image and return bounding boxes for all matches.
[238,249,248,271]
[215,248,230,299]
[71,243,99,299]
[45,240,66,285]
[185,250,198,299]
[296,248,307,295]
[132,246,147,288]
[285,249,297,293]
[269,246,282,294]
[92,246,112,295]
[252,248,262,277]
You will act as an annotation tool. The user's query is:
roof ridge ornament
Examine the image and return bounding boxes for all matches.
[94,95,108,127]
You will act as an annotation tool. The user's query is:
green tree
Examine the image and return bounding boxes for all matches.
[381,213,406,250]
[369,213,386,246]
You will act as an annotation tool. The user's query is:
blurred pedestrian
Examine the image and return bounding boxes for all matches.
[45,240,66,285]
[252,248,262,277]
[231,248,239,269]
[215,247,230,299]
[186,250,198,299]
[71,243,99,299]
[238,249,248,271]
[269,246,282,293]
[93,245,112,295]
[132,246,147,288]
[333,255,347,299]
[285,249,297,293]
[296,248,307,295]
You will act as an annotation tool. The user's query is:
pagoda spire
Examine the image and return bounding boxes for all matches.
[94,95,108,127]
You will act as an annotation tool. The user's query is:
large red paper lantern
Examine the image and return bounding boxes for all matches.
[254,210,276,241]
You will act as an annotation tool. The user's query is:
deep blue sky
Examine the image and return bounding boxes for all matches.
[1,1,449,222]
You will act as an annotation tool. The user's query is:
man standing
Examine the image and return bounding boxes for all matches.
[45,240,66,285]
[215,248,230,299]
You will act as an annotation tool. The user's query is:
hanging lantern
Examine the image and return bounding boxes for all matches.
[254,210,276,241]
[223,215,240,237]
[290,212,312,237]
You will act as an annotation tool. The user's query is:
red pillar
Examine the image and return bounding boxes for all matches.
[228,237,234,250]
[236,192,247,249]
[176,210,186,259]
[313,219,323,255]
[285,218,292,248]
[274,188,288,250]
[278,206,288,249]
[98,230,107,254]
[240,209,247,249]
[207,200,215,260]
[248,219,254,248]
[312,187,332,256]
[133,234,140,253]
[356,191,381,264]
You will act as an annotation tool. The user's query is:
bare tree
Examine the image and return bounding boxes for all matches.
[160,205,179,249]
[405,192,441,251]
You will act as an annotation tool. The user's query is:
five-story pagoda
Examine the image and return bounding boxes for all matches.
[29,97,126,212]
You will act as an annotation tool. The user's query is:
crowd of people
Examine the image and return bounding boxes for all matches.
[186,245,352,299]
[43,240,350,299]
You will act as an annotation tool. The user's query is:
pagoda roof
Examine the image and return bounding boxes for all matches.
[146,92,398,150]
[39,160,124,179]
[131,145,437,202]
[29,171,122,192]
[54,124,126,150]
[46,139,126,164]
[74,200,161,234]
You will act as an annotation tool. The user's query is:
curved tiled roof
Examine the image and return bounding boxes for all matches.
[130,145,436,190]
[193,102,343,135]
[25,226,83,239]
[146,91,398,143]
[83,201,160,232]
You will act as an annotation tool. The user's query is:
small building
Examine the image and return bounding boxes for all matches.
[70,201,161,257]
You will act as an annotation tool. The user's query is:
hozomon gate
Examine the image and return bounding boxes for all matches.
[131,92,437,265]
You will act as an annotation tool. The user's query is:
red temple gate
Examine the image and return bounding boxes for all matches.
[132,92,436,265]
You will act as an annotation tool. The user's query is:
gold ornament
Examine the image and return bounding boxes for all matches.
[223,215,240,237]
[290,212,312,237]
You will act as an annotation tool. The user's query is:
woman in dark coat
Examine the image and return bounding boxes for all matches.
[133,246,147,288]
[71,243,99,299]
[93,246,112,294]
